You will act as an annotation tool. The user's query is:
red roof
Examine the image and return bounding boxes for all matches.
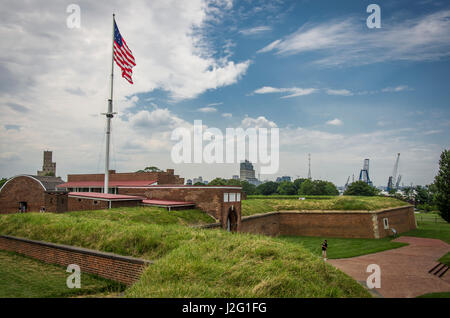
[68,192,145,201]
[57,180,157,188]
[142,199,195,206]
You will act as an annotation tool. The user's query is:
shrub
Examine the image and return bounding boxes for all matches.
[344,181,378,196]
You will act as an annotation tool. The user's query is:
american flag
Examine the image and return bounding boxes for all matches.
[113,20,136,84]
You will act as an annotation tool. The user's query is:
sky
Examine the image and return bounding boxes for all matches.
[0,0,449,187]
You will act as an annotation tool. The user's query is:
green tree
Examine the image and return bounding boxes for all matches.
[434,149,450,222]
[238,180,256,195]
[136,166,161,173]
[225,179,241,186]
[343,181,378,196]
[293,178,307,191]
[208,178,227,186]
[255,181,279,195]
[277,181,297,195]
[194,182,205,186]
[299,179,339,196]
[414,185,432,205]
[0,177,7,188]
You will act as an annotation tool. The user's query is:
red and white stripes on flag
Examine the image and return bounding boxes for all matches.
[113,20,136,84]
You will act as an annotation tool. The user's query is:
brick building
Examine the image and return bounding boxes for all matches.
[57,169,184,193]
[0,175,65,214]
[0,169,242,231]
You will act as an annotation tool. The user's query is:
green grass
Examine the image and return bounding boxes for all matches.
[125,231,370,298]
[0,250,122,298]
[417,292,450,298]
[0,211,370,298]
[401,213,450,244]
[248,195,336,200]
[438,252,450,266]
[242,196,409,216]
[275,236,407,259]
[63,206,216,225]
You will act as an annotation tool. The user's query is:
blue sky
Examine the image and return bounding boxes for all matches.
[0,0,449,186]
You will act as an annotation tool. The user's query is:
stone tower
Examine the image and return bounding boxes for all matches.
[37,150,56,176]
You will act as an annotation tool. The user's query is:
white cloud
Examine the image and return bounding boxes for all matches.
[326,118,343,126]
[239,26,272,36]
[381,85,413,93]
[0,0,249,178]
[423,130,442,135]
[197,107,218,113]
[258,10,450,66]
[222,113,232,118]
[241,116,277,129]
[326,89,353,96]
[253,86,317,98]
[207,102,223,107]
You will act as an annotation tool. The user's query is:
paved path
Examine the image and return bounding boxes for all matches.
[329,236,450,298]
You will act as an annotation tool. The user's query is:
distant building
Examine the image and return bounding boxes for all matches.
[37,151,56,176]
[193,176,203,184]
[239,160,261,185]
[232,175,239,180]
[276,176,291,183]
[186,179,193,185]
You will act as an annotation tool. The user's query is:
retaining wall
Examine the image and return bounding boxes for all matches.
[0,235,152,285]
[239,206,415,239]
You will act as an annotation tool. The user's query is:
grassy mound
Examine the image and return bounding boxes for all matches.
[126,231,370,298]
[0,211,370,298]
[63,206,216,225]
[242,196,408,216]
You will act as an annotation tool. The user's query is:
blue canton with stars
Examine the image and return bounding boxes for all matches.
[114,21,123,47]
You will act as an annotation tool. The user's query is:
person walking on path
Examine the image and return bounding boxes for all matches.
[322,240,328,261]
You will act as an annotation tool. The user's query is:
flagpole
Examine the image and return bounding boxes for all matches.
[104,13,115,194]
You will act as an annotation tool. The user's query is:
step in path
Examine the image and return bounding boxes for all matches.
[329,236,450,298]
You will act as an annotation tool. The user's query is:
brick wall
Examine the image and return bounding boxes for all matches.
[375,206,417,238]
[67,197,142,211]
[68,196,109,211]
[44,192,68,213]
[0,176,45,214]
[67,169,184,185]
[119,186,242,230]
[0,235,152,285]
[239,212,280,236]
[239,206,416,239]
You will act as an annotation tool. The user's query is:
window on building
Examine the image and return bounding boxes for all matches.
[94,200,98,205]
[223,193,229,202]
[237,193,241,202]
[383,218,389,229]
[229,193,236,202]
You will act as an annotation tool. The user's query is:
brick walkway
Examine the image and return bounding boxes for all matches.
[329,236,450,298]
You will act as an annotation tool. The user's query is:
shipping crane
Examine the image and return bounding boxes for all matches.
[387,153,400,192]
[359,159,373,186]
[344,176,350,190]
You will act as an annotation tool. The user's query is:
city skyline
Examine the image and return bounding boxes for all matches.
[1,0,449,187]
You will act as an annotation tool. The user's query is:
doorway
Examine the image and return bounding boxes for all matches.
[19,201,27,213]
[226,206,238,232]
